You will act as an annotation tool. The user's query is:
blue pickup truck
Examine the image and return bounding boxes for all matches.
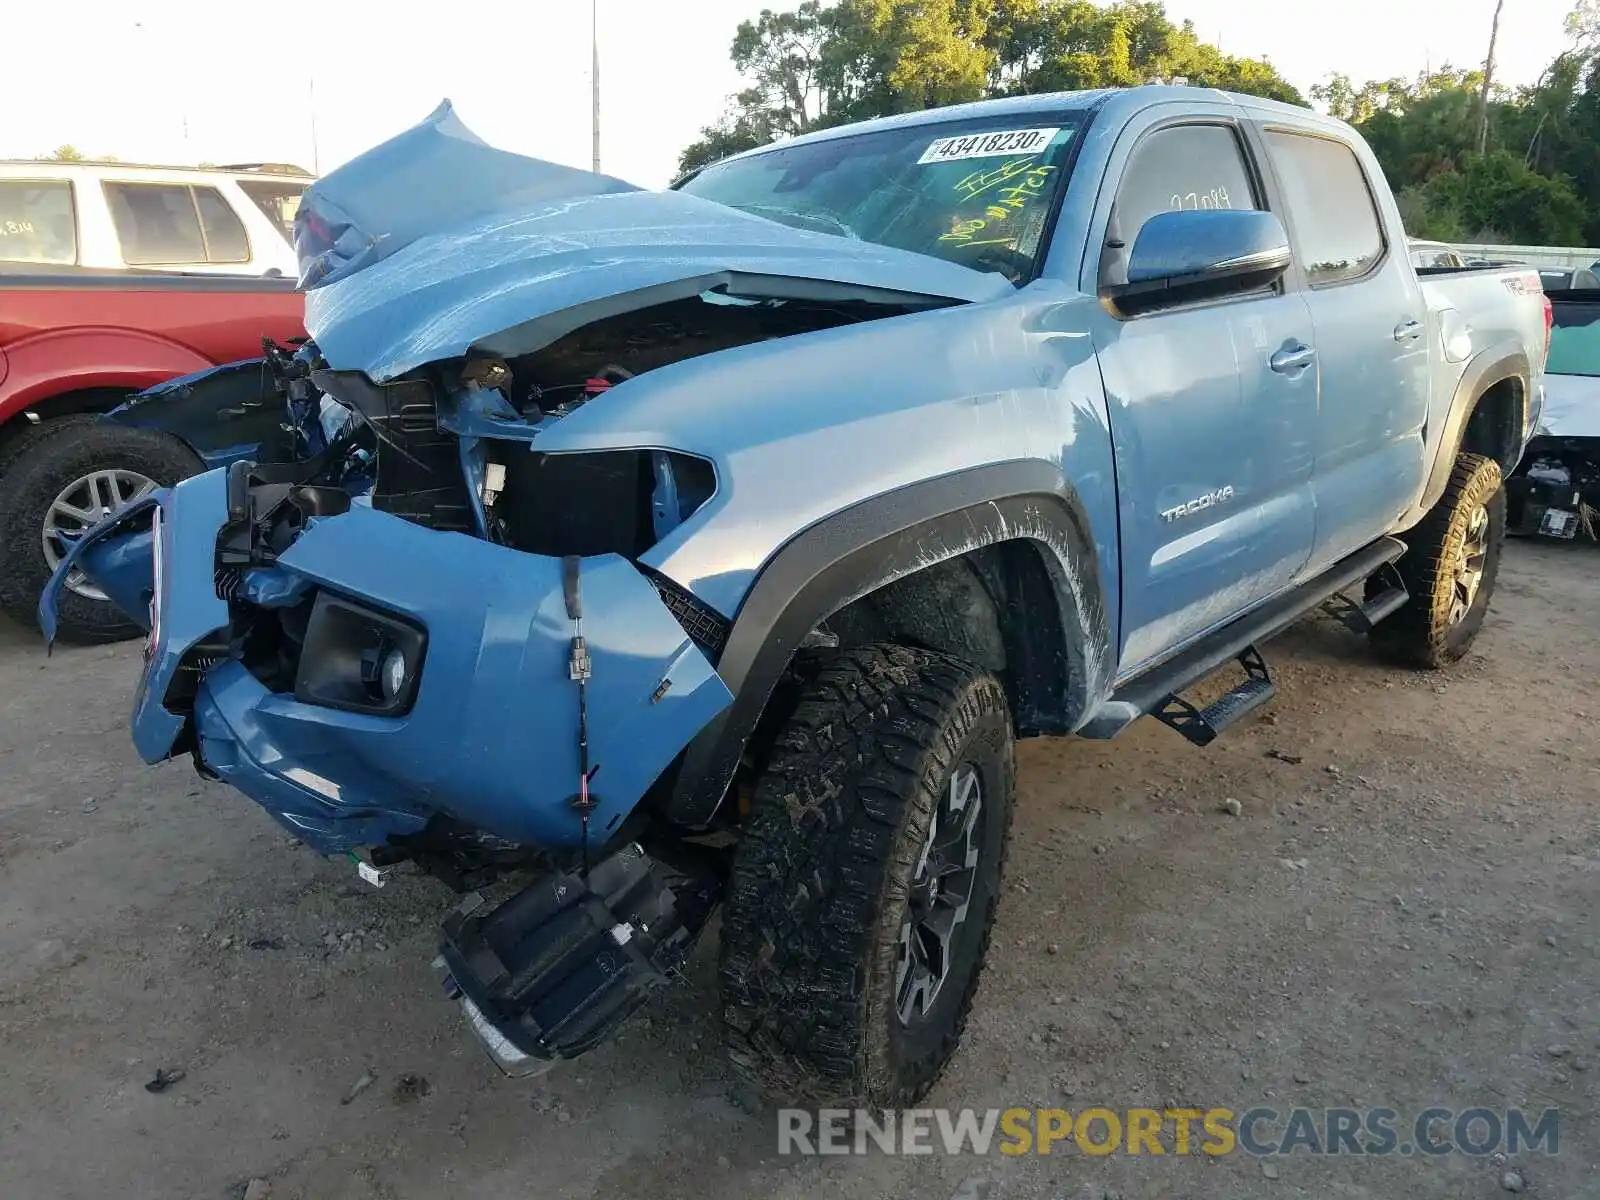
[45,87,1549,1106]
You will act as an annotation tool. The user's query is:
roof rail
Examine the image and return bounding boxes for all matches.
[1,159,315,176]
[217,162,315,177]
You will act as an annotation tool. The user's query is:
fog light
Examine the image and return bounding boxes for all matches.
[380,647,409,702]
[294,590,426,715]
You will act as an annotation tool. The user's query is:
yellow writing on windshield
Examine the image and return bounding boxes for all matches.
[941,159,1055,248]
[952,156,1050,201]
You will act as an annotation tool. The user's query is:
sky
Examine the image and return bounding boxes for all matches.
[0,0,1578,188]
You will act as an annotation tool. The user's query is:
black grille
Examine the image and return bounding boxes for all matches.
[646,572,728,660]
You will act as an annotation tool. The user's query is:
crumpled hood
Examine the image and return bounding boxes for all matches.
[297,100,1013,382]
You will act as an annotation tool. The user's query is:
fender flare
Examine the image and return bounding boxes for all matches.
[1398,340,1529,531]
[0,326,214,426]
[663,460,1114,826]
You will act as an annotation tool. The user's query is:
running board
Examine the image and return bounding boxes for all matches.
[1080,537,1407,741]
[1149,645,1275,747]
[1320,561,1409,634]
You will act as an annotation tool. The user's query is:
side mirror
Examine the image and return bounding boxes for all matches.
[1106,209,1291,310]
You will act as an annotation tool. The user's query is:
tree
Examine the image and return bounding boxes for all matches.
[45,145,84,161]
[675,115,773,177]
[1313,4,1600,247]
[677,0,1303,174]
[728,2,837,136]
[1477,0,1506,153]
[1421,151,1586,243]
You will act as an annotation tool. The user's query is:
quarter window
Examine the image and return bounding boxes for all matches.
[1266,132,1385,285]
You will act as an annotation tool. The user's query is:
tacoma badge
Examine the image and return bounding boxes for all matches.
[1161,486,1235,523]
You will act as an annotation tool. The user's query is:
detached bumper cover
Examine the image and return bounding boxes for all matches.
[42,469,734,856]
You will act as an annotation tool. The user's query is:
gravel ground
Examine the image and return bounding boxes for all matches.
[0,539,1595,1200]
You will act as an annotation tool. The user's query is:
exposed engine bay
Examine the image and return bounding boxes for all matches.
[285,289,935,557]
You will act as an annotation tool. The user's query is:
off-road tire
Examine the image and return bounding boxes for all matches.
[0,424,201,644]
[719,644,1015,1106]
[1370,452,1505,669]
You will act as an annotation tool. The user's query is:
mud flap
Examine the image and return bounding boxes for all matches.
[439,842,718,1071]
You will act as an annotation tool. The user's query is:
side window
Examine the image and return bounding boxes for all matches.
[0,180,76,264]
[1265,132,1385,285]
[105,183,205,265]
[237,179,307,245]
[1111,124,1261,249]
[193,187,250,262]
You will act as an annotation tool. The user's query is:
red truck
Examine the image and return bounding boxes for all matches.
[0,267,303,641]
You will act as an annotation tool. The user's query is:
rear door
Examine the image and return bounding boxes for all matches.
[1084,106,1319,676]
[1260,128,1431,571]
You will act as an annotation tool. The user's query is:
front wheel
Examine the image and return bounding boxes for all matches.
[1371,452,1506,669]
[719,644,1015,1106]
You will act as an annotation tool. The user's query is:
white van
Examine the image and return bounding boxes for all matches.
[0,160,311,276]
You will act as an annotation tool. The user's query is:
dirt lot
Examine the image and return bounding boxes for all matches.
[0,539,1595,1200]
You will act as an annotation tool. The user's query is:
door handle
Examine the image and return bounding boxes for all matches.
[1393,318,1425,342]
[1270,344,1316,374]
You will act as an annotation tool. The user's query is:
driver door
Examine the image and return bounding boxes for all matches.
[1082,110,1320,677]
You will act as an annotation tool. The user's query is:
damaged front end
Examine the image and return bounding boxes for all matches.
[53,442,736,857]
[40,98,1006,1070]
[45,370,742,1068]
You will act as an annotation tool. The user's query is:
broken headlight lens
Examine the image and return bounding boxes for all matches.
[293,590,426,716]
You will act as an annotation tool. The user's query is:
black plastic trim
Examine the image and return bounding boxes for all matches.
[663,461,1111,826]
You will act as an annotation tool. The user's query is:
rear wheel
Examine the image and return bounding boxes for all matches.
[719,644,1014,1106]
[1371,452,1506,668]
[0,424,202,644]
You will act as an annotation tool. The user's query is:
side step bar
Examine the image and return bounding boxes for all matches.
[1150,645,1275,747]
[1080,537,1407,741]
[1320,561,1409,634]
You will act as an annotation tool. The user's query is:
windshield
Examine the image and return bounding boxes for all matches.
[677,113,1087,284]
[1547,298,1600,378]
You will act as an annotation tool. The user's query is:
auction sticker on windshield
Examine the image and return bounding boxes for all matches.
[918,128,1061,165]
